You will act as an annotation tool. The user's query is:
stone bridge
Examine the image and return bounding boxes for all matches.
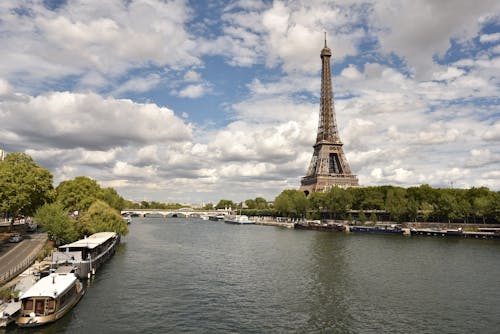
[121,209,231,218]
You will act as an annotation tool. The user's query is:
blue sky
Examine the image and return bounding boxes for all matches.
[0,0,499,205]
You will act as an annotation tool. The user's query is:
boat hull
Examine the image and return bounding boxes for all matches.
[294,223,345,232]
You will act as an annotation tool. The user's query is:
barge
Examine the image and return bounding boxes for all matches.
[294,221,346,232]
[349,224,403,235]
[410,228,500,239]
[52,232,120,279]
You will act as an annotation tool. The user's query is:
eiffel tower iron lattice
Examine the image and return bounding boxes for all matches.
[300,37,359,195]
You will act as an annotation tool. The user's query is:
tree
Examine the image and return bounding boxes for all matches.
[245,199,256,209]
[80,200,129,236]
[435,191,460,223]
[202,203,214,210]
[99,187,126,211]
[56,176,102,213]
[274,190,308,218]
[325,187,353,219]
[385,187,407,222]
[215,199,234,210]
[56,176,125,213]
[0,152,55,220]
[35,203,78,245]
[254,197,268,209]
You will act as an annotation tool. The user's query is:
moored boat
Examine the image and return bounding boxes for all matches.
[16,273,84,327]
[224,215,254,225]
[349,223,403,234]
[52,232,120,279]
[294,221,346,232]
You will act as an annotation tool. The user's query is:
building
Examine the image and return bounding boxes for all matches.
[300,38,359,195]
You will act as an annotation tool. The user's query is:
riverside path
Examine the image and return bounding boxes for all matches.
[0,232,47,285]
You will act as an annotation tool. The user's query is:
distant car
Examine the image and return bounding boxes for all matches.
[8,233,23,243]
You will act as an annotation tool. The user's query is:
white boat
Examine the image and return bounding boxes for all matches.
[0,271,39,327]
[16,273,84,327]
[224,215,254,225]
[52,232,120,279]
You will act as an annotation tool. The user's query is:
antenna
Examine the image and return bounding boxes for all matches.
[324,32,327,47]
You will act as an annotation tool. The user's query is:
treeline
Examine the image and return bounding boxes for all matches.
[126,201,185,210]
[273,185,500,224]
[0,153,128,245]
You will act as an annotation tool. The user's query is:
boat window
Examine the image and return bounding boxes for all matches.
[23,299,34,311]
[46,299,55,312]
[35,299,45,315]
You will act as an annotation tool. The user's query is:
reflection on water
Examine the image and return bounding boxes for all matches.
[4,218,500,333]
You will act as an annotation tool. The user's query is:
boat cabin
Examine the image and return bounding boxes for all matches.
[18,273,81,324]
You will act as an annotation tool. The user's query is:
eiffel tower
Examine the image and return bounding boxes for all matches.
[300,37,358,195]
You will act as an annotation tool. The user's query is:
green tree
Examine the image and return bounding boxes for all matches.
[325,187,353,219]
[34,202,78,245]
[99,187,126,211]
[254,197,268,209]
[359,210,367,223]
[245,199,256,209]
[215,199,234,210]
[202,203,214,210]
[0,152,55,220]
[80,200,129,236]
[435,191,460,223]
[56,176,102,213]
[274,190,308,218]
[385,187,407,222]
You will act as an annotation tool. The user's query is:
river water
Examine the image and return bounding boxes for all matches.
[5,218,500,333]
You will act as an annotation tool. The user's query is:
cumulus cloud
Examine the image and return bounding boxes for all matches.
[0,91,193,150]
[0,1,499,204]
[178,84,209,98]
[0,0,198,90]
[371,0,500,78]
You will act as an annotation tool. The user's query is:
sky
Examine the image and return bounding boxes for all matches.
[0,0,499,205]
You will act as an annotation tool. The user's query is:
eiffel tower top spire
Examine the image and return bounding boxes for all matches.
[317,33,339,144]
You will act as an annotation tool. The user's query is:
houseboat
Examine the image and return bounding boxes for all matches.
[16,273,84,327]
[224,215,254,225]
[52,232,120,279]
[294,220,346,232]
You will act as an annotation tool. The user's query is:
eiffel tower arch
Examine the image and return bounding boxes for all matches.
[300,37,359,195]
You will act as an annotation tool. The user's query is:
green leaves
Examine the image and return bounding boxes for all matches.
[34,202,78,246]
[0,152,55,217]
[274,189,308,218]
[80,200,129,236]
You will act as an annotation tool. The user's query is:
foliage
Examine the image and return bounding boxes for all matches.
[34,202,78,245]
[80,200,129,236]
[215,199,235,210]
[272,184,500,224]
[385,187,407,222]
[99,187,126,211]
[274,189,308,218]
[0,152,55,218]
[245,197,268,209]
[56,176,126,213]
[56,176,102,213]
[202,203,214,210]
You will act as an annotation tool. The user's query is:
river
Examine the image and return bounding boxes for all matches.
[5,217,500,333]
